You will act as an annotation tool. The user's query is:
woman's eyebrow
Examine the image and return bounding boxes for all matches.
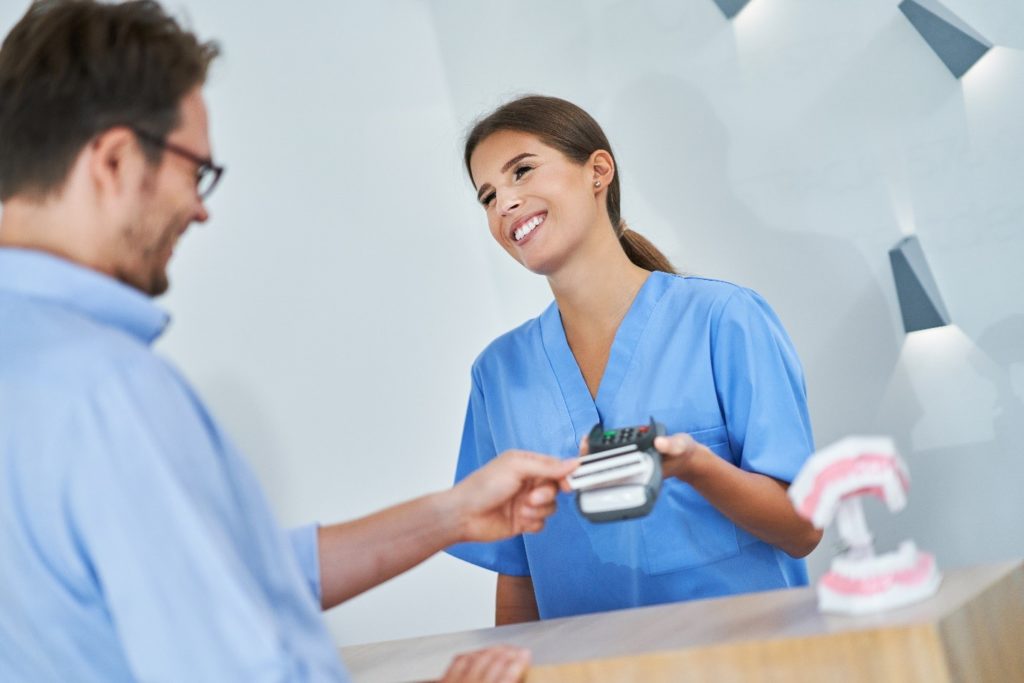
[476,153,539,201]
[501,152,537,173]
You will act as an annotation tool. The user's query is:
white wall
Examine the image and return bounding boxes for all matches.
[2,0,1022,647]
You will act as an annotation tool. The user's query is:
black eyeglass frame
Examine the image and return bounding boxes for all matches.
[131,128,225,199]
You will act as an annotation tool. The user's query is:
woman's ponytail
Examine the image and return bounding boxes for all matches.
[615,219,675,274]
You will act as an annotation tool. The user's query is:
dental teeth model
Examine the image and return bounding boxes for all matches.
[788,436,942,615]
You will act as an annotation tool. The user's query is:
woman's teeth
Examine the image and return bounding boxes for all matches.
[514,215,545,242]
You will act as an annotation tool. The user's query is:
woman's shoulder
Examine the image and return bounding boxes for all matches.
[655,273,787,330]
[659,272,758,306]
[470,305,552,373]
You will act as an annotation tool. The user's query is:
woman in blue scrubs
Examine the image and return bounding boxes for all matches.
[447,95,822,624]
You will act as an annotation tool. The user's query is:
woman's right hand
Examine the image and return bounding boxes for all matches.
[441,645,531,683]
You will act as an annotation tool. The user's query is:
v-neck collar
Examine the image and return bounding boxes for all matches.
[539,271,673,442]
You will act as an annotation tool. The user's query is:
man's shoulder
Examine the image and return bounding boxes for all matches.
[0,295,169,395]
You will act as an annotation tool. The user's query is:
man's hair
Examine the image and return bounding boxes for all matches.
[0,0,220,201]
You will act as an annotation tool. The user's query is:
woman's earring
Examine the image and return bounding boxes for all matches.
[594,180,602,188]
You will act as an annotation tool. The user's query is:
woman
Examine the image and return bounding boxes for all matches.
[447,95,822,623]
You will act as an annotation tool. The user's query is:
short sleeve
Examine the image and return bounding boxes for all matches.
[445,367,531,576]
[710,288,814,483]
[287,524,322,604]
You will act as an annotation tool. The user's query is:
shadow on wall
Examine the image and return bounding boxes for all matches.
[851,317,1024,570]
[426,1,594,118]
[605,73,901,445]
[974,315,1024,448]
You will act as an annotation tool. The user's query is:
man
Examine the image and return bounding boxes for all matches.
[0,2,574,681]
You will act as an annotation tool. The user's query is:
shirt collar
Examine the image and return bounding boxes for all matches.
[0,247,170,345]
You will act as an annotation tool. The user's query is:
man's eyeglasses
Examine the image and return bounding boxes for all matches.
[132,128,225,200]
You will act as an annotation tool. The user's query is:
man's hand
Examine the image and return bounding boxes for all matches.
[441,646,530,683]
[450,451,577,543]
[315,451,575,608]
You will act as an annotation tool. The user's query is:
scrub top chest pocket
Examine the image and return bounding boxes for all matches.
[639,421,741,575]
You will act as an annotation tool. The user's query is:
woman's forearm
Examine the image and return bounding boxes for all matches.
[671,443,822,558]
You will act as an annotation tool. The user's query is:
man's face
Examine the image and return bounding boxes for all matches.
[115,87,212,296]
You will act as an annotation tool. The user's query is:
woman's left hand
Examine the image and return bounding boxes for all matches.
[653,433,708,482]
[578,432,709,482]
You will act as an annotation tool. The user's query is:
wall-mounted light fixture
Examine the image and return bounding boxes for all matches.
[898,0,992,78]
[712,0,751,20]
[889,235,951,334]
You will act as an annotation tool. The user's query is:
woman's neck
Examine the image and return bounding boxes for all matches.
[548,234,651,339]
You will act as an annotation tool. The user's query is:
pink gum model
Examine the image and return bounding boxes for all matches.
[789,436,942,615]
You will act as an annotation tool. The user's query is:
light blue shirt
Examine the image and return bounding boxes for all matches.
[0,248,348,682]
[448,272,814,619]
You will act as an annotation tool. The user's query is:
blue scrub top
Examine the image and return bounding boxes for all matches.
[447,272,814,619]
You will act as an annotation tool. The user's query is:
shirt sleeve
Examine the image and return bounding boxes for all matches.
[64,370,340,682]
[287,524,322,605]
[710,288,815,483]
[445,366,531,576]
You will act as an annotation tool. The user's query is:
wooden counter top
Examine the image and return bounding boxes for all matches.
[340,560,1024,682]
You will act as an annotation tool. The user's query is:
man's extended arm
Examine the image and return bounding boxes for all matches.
[316,450,576,609]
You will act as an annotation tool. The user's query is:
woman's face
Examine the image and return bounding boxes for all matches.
[469,130,601,275]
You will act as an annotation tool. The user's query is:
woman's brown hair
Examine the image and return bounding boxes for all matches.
[464,95,675,274]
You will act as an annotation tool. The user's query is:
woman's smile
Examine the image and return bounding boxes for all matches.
[511,211,547,245]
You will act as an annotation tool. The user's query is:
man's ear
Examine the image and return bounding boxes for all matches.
[589,149,615,193]
[87,127,148,203]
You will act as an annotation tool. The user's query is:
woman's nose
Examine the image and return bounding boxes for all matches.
[499,194,521,216]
